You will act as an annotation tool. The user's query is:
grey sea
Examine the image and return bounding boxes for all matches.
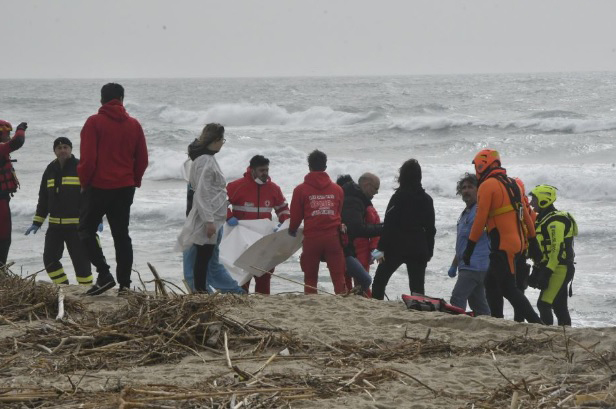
[1,72,615,327]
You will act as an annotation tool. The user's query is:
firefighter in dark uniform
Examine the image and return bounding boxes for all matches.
[25,137,93,285]
[0,120,27,268]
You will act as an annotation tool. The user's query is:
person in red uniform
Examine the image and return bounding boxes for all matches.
[0,120,27,268]
[78,83,149,296]
[289,150,347,294]
[462,149,542,323]
[226,155,290,294]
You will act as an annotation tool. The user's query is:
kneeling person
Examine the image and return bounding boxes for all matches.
[25,137,93,285]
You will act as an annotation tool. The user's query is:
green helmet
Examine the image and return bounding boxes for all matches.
[530,184,558,208]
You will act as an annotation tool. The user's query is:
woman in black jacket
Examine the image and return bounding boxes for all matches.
[371,159,436,300]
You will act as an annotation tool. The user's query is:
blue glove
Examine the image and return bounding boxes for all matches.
[227,217,239,227]
[371,249,384,262]
[273,223,282,233]
[288,230,297,237]
[448,265,457,278]
[97,223,104,232]
[25,224,40,235]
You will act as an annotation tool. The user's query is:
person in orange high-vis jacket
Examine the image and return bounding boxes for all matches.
[462,149,543,323]
[289,150,347,295]
[226,155,290,294]
[512,177,537,322]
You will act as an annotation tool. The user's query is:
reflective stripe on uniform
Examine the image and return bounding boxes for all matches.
[47,179,55,188]
[48,268,65,278]
[273,202,288,210]
[33,215,46,224]
[488,204,514,218]
[232,205,274,213]
[278,210,290,216]
[76,275,93,284]
[48,217,79,224]
[48,268,68,284]
[62,176,80,185]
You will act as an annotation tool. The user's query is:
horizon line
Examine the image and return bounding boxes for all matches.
[1,69,615,81]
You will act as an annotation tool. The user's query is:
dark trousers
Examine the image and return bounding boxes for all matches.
[484,251,542,324]
[0,239,9,268]
[0,198,11,267]
[44,228,93,285]
[79,187,135,287]
[513,257,531,322]
[372,253,427,300]
[194,243,215,293]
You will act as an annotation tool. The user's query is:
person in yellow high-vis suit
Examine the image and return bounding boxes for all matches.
[528,184,577,326]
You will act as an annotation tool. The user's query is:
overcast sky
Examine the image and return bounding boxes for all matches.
[2,0,616,79]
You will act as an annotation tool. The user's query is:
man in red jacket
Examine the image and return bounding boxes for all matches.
[227,155,290,294]
[78,83,149,296]
[289,150,346,295]
[0,120,27,268]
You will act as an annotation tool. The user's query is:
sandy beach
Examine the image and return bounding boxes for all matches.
[1,273,615,408]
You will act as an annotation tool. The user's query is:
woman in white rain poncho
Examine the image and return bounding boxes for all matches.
[176,123,228,292]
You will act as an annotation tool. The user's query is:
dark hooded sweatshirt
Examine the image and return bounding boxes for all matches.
[78,99,148,189]
[289,171,344,238]
[341,182,383,257]
[377,185,436,262]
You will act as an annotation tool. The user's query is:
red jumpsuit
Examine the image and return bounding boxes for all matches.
[289,171,346,294]
[227,168,290,294]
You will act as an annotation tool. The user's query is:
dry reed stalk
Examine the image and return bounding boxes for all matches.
[146,262,168,297]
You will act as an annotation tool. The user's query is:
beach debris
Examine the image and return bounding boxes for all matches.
[1,272,615,408]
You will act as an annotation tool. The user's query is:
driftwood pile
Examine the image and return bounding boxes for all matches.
[0,266,84,326]
[1,267,615,408]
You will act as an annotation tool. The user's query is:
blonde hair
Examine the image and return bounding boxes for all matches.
[198,123,225,146]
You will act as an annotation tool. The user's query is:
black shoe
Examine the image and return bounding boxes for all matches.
[86,277,116,296]
[117,285,132,296]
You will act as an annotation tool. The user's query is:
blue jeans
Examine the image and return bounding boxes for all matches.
[345,256,372,290]
[450,269,490,316]
[182,228,245,294]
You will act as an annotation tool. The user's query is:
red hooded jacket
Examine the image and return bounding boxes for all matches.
[78,100,148,189]
[289,171,344,238]
[227,167,290,221]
